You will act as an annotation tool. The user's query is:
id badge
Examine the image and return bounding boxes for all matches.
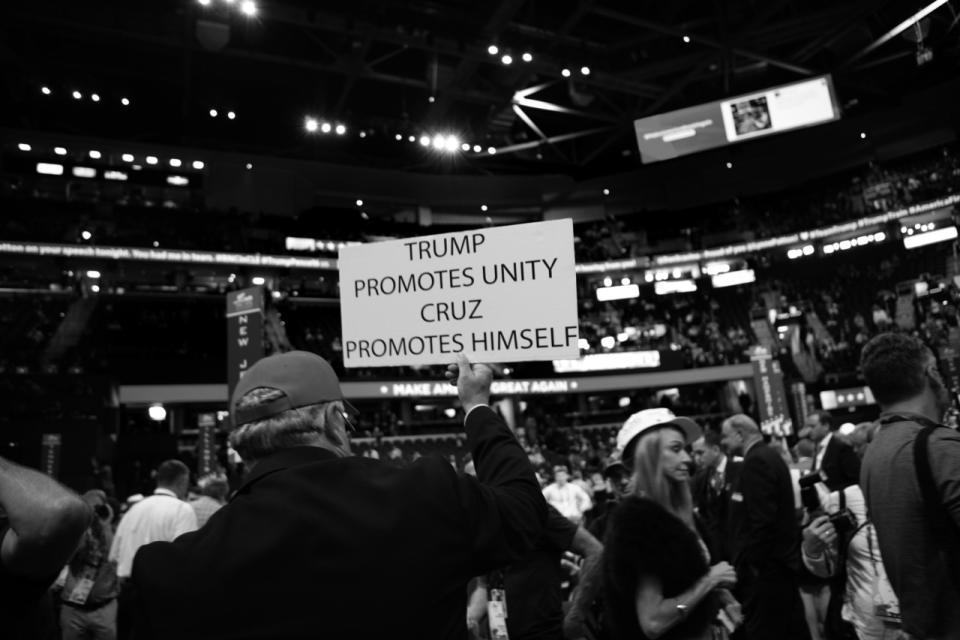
[487,588,509,640]
[66,576,95,605]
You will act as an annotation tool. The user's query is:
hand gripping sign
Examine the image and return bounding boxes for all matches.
[339,219,580,367]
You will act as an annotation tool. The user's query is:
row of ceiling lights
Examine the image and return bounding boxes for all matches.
[41,86,131,106]
[209,108,237,119]
[16,144,205,170]
[196,0,257,16]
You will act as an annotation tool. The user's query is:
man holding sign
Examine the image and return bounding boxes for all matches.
[339,219,581,368]
[126,350,547,639]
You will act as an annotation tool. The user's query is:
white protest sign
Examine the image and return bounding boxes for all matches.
[339,219,580,367]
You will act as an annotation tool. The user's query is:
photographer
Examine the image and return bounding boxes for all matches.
[801,480,902,640]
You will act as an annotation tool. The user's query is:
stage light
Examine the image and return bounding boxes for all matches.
[198,0,211,5]
[432,135,445,150]
[860,132,867,139]
[227,111,236,120]
[802,245,815,256]
[86,270,101,279]
[487,147,496,155]
[395,133,402,141]
[80,230,92,240]
[146,156,158,165]
[89,150,101,159]
[419,136,430,146]
[41,86,51,95]
[104,170,128,181]
[335,124,346,135]
[600,336,616,349]
[428,96,435,103]
[37,162,63,175]
[121,97,130,106]
[245,163,253,170]
[251,276,266,286]
[360,212,369,220]
[408,135,416,143]
[603,188,610,196]
[320,122,332,134]
[444,136,460,152]
[192,160,205,170]
[166,176,189,186]
[726,161,733,169]
[91,285,101,294]
[209,108,218,117]
[501,54,513,65]
[359,130,367,138]
[621,278,631,285]
[153,241,159,247]
[683,35,691,43]
[522,52,533,62]
[473,144,482,153]
[487,45,499,55]
[356,199,364,207]
[580,66,591,75]
[169,158,182,167]
[55,147,67,156]
[148,404,167,422]
[17,143,31,152]
[603,277,613,287]
[91,93,100,102]
[305,117,319,132]
[561,68,571,77]
[72,90,82,100]
[121,153,134,162]
[481,205,488,212]
[72,167,96,178]
[240,0,256,16]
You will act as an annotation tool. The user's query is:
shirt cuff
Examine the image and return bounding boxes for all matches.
[464,404,490,422]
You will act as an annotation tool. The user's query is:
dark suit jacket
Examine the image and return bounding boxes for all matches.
[728,442,801,574]
[691,458,741,562]
[818,434,861,491]
[130,406,546,640]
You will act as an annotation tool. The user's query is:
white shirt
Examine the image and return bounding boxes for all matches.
[109,488,198,578]
[814,432,832,471]
[543,482,592,522]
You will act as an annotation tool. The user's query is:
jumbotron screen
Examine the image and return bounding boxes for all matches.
[633,75,840,163]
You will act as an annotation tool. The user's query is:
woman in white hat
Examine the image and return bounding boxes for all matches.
[602,408,743,639]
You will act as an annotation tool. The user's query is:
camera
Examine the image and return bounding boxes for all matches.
[798,472,823,512]
[827,509,857,537]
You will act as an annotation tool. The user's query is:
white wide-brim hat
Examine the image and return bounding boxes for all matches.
[615,408,702,470]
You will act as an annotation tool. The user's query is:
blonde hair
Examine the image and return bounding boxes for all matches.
[229,387,347,462]
[629,429,694,527]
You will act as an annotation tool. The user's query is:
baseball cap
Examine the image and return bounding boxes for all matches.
[230,351,356,428]
[614,408,702,470]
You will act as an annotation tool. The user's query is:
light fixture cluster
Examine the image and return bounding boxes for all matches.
[901,222,935,236]
[560,66,591,78]
[18,144,207,173]
[822,232,886,255]
[786,245,816,260]
[209,108,237,120]
[197,0,257,16]
[391,131,486,155]
[487,45,533,66]
[40,85,130,106]
[304,117,348,136]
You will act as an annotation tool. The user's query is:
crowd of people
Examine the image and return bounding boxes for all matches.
[3,333,959,640]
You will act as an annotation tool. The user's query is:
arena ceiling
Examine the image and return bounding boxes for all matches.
[2,0,959,177]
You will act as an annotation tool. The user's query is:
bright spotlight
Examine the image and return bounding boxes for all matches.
[501,54,513,65]
[356,199,364,207]
[192,160,205,170]
[487,147,497,155]
[89,150,101,159]
[72,90,82,100]
[227,111,236,120]
[240,0,256,16]
[444,136,460,152]
[683,35,691,43]
[487,45,499,55]
[860,132,867,139]
[602,188,610,196]
[726,161,733,169]
[169,158,182,167]
[198,0,211,5]
[408,135,416,143]
[522,52,533,62]
[320,122,332,134]
[335,124,346,135]
[209,108,218,117]
[148,404,167,422]
[17,143,31,152]
[395,133,402,141]
[561,68,571,78]
[358,130,366,138]
[121,153,134,162]
[461,142,471,151]
[473,144,482,153]
[36,163,64,176]
[480,205,488,212]
[91,93,100,102]
[245,163,253,170]
[146,156,158,165]
[54,147,67,156]
[251,276,266,286]
[419,136,430,147]
[41,86,51,95]
[305,117,319,132]
[580,66,591,75]
[80,230,93,241]
[86,270,101,279]
[90,284,101,294]
[121,97,130,106]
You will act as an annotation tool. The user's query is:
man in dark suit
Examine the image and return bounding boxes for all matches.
[804,410,860,491]
[721,414,810,640]
[128,351,546,640]
[691,429,739,562]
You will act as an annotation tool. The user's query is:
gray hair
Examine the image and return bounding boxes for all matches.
[229,387,344,462]
[722,413,761,436]
[197,473,230,501]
